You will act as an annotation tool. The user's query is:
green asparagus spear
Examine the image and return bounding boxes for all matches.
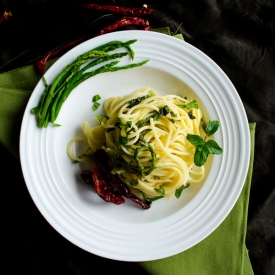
[32,39,149,128]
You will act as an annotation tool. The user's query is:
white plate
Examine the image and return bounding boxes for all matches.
[20,30,250,261]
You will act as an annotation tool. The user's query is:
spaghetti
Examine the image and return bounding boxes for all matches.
[68,88,205,200]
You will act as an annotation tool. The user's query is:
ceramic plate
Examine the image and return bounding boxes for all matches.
[20,30,250,261]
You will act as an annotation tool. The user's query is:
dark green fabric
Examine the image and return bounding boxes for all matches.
[0,28,254,274]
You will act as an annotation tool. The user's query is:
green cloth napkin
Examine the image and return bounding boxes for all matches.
[0,28,255,275]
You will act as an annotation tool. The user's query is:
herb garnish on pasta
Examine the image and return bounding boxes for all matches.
[68,88,223,206]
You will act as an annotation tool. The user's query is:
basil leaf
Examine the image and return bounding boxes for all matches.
[186,100,198,109]
[175,183,190,198]
[205,120,220,136]
[154,186,165,196]
[186,134,204,146]
[205,140,223,155]
[194,146,209,166]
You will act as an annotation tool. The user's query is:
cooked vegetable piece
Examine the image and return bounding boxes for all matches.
[81,168,125,205]
[32,39,149,128]
[88,149,152,209]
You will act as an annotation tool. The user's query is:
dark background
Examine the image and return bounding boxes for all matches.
[1,1,275,274]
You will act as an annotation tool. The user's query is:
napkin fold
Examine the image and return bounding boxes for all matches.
[0,27,255,275]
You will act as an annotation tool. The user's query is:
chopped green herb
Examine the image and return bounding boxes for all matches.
[127,179,138,186]
[106,148,125,156]
[154,186,165,196]
[175,183,190,198]
[153,112,160,121]
[92,94,101,102]
[176,104,186,108]
[118,136,129,145]
[115,117,123,127]
[92,101,100,111]
[188,110,196,119]
[141,191,164,202]
[105,127,115,133]
[97,114,109,123]
[159,105,169,116]
[134,141,156,177]
[186,100,198,109]
[125,121,132,128]
[110,164,123,175]
[169,119,175,123]
[170,111,177,117]
[127,94,152,108]
[121,126,128,137]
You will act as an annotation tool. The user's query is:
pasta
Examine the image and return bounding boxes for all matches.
[68,87,205,200]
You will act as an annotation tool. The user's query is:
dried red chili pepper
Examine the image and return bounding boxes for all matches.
[82,3,153,16]
[81,168,125,205]
[93,149,151,209]
[95,16,152,36]
[0,10,12,25]
[35,36,87,75]
[106,175,152,209]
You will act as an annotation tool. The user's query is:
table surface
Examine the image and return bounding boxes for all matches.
[1,1,274,275]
